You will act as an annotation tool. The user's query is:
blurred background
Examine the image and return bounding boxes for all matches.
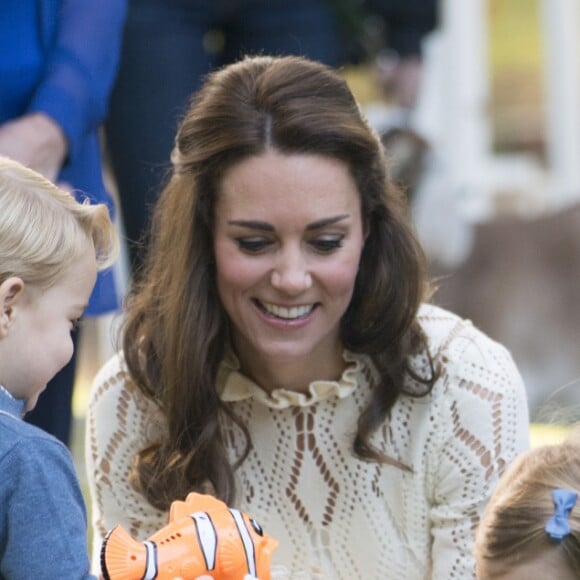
[73,0,580,474]
[347,0,580,431]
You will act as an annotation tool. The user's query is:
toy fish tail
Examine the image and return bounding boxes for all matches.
[101,525,155,580]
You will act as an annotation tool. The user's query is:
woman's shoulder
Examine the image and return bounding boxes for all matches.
[415,303,525,400]
[417,302,473,346]
[417,302,514,364]
[89,351,131,400]
[403,304,529,477]
[86,352,164,458]
[87,351,158,422]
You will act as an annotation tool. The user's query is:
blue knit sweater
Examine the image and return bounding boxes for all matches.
[0,387,96,579]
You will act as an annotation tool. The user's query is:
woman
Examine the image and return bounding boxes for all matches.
[86,55,529,579]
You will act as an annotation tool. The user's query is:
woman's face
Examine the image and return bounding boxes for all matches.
[213,150,366,369]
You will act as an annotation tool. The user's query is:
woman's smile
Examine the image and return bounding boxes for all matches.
[254,300,317,321]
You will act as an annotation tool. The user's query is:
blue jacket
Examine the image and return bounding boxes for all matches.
[0,387,96,579]
[0,0,127,315]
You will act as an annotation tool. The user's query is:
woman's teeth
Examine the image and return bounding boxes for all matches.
[261,302,314,320]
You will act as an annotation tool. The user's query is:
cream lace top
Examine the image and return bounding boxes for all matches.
[85,304,529,579]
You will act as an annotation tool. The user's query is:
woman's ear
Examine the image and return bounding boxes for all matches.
[0,277,25,337]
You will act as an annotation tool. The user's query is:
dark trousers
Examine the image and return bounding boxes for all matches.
[105,0,348,271]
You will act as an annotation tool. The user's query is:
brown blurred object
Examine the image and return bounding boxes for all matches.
[432,202,580,417]
[381,126,429,204]
[375,53,423,110]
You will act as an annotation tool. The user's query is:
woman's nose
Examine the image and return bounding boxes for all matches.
[270,250,312,294]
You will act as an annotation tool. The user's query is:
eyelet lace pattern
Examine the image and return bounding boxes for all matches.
[86,304,529,579]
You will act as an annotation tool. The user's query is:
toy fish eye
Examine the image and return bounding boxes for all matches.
[250,518,264,536]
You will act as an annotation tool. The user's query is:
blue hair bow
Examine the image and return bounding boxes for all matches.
[545,488,578,543]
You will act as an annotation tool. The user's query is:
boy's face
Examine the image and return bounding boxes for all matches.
[0,243,97,412]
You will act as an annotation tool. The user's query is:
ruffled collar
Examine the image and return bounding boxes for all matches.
[217,349,370,409]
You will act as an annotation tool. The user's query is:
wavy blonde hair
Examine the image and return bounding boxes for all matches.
[0,156,118,289]
[475,426,580,576]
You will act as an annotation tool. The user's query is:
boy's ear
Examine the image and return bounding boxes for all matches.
[0,277,25,337]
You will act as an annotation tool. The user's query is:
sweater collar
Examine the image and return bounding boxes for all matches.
[0,384,27,418]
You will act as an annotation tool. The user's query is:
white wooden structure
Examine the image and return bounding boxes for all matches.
[414,0,580,218]
[540,0,580,206]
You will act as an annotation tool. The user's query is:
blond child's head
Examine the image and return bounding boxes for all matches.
[0,155,117,288]
[0,156,118,411]
[475,426,580,579]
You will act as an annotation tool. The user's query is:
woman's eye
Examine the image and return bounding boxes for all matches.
[236,238,271,253]
[311,236,344,253]
[70,319,81,333]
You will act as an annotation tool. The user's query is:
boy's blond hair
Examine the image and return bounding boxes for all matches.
[0,156,118,289]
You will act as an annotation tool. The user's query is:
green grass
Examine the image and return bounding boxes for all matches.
[530,422,573,447]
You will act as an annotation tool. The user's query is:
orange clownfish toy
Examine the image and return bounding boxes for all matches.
[101,492,279,580]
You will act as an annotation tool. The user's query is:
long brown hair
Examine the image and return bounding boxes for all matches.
[122,55,435,509]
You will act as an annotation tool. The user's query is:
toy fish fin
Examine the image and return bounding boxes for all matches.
[169,492,228,521]
[101,525,149,580]
[264,535,279,555]
[256,535,280,580]
[219,535,249,577]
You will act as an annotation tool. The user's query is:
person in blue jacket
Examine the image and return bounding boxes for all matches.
[0,0,127,445]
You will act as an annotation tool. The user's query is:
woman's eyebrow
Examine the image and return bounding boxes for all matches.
[306,214,350,230]
[228,214,350,231]
[228,219,274,231]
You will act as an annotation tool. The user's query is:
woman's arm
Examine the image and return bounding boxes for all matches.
[28,0,127,165]
[428,325,530,578]
[85,353,167,566]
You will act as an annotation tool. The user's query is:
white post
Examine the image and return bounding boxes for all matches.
[442,0,491,174]
[415,0,493,219]
[540,0,580,206]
